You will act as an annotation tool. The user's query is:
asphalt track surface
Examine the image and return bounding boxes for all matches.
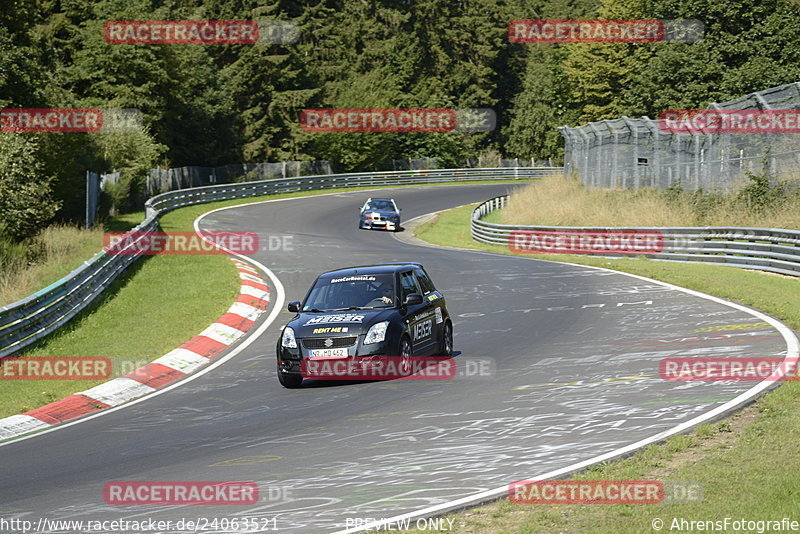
[0,183,794,533]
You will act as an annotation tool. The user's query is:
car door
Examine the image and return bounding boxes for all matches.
[399,270,436,355]
[414,267,446,351]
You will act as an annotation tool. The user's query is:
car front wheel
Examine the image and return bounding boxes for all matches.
[278,368,303,388]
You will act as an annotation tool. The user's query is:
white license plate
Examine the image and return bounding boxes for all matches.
[310,348,348,359]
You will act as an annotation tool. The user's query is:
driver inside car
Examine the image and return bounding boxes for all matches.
[366,284,394,307]
[379,285,393,304]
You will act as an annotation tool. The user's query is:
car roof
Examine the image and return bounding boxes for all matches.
[317,263,424,279]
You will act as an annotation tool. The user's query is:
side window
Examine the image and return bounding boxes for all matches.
[414,268,435,295]
[399,271,420,301]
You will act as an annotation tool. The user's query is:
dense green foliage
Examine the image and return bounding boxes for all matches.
[2,0,800,237]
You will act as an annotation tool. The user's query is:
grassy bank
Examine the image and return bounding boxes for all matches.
[0,211,154,307]
[406,197,800,533]
[0,205,241,419]
[501,174,800,228]
[0,225,108,307]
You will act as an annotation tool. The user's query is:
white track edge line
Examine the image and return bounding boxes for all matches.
[0,183,505,447]
[326,211,800,534]
[0,233,284,449]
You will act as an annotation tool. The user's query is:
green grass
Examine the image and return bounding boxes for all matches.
[0,180,534,421]
[416,205,800,329]
[404,203,800,533]
[0,214,149,308]
[1,226,106,307]
[0,207,241,419]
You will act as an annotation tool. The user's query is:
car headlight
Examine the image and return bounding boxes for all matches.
[281,327,297,348]
[364,321,389,344]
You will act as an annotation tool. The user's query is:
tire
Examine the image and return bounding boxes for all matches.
[399,336,412,372]
[439,321,453,356]
[278,369,303,389]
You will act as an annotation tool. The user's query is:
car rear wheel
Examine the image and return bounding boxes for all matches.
[439,321,453,356]
[278,368,303,389]
[400,336,412,372]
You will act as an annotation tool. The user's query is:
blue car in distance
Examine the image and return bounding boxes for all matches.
[358,197,401,231]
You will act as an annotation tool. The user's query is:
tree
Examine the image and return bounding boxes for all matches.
[629,0,800,114]
[503,0,597,159]
[559,0,654,123]
[0,134,60,241]
[504,47,563,160]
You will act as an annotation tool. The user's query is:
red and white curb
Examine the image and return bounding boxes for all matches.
[0,258,270,441]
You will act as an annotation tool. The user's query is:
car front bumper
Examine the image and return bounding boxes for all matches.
[278,338,392,377]
[360,218,399,230]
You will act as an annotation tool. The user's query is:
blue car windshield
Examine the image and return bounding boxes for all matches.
[366,200,394,211]
[303,273,396,311]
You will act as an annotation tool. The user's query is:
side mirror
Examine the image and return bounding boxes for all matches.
[403,293,423,306]
[287,301,300,313]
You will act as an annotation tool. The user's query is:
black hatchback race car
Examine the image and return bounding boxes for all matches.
[276,263,453,388]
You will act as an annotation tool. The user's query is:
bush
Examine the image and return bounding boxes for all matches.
[92,127,166,214]
[736,170,786,214]
[0,133,60,241]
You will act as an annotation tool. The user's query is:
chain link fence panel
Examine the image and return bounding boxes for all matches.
[559,82,800,192]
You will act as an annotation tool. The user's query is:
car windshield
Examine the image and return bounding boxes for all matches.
[303,273,396,311]
[365,200,395,211]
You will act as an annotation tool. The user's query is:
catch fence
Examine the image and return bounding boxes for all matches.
[559,82,800,192]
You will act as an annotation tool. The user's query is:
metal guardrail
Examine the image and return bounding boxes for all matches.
[472,195,800,277]
[0,167,561,359]
[0,216,160,358]
[143,167,562,217]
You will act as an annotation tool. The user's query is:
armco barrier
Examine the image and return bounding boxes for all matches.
[143,167,561,217]
[472,195,800,277]
[0,167,562,359]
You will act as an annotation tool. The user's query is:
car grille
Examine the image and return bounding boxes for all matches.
[303,336,358,349]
